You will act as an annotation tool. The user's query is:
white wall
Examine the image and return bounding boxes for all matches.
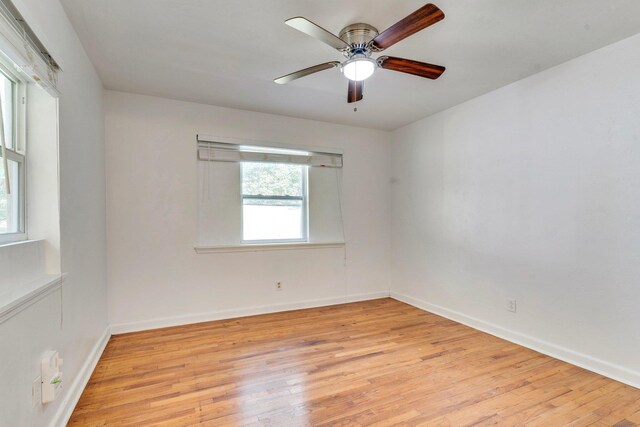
[0,0,107,426]
[27,83,61,274]
[391,33,640,387]
[105,91,391,331]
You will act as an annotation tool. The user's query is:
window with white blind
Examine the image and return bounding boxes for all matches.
[0,0,62,308]
[0,0,61,246]
[196,136,344,249]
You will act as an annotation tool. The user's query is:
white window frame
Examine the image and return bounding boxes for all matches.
[240,162,309,244]
[0,58,26,245]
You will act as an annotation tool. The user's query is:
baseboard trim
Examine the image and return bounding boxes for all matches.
[110,291,391,334]
[390,291,640,389]
[50,326,111,427]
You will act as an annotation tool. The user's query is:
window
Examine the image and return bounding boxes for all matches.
[241,162,308,243]
[196,138,344,249]
[0,65,25,244]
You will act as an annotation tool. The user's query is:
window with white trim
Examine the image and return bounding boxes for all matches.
[241,162,308,243]
[196,137,345,248]
[0,63,25,244]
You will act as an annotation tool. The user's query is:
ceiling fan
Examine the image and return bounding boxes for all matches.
[274,3,446,103]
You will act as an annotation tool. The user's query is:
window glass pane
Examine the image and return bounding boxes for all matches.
[241,162,306,242]
[242,199,303,241]
[0,158,20,234]
[242,162,303,197]
[0,72,14,150]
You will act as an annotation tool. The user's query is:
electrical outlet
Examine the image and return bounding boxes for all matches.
[276,281,282,291]
[507,299,517,313]
[32,376,41,407]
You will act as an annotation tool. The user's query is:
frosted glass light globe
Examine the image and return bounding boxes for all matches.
[342,57,376,81]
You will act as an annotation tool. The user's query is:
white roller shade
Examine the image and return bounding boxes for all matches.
[197,139,343,168]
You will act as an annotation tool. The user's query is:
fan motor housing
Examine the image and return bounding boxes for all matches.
[339,23,379,47]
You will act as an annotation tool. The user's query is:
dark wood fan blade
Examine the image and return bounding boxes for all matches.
[378,56,445,79]
[274,61,340,84]
[285,17,350,51]
[347,80,363,103]
[371,3,444,50]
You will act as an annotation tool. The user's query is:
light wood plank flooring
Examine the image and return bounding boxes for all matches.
[69,298,640,426]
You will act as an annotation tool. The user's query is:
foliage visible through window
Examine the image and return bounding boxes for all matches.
[0,159,19,233]
[0,68,24,240]
[241,162,307,242]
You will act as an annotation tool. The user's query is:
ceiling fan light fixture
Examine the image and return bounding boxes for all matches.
[342,57,376,82]
[275,3,446,103]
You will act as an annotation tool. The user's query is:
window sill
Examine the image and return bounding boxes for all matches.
[0,235,30,248]
[0,273,65,324]
[194,242,345,254]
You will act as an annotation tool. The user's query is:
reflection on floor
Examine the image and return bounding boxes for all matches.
[69,298,640,426]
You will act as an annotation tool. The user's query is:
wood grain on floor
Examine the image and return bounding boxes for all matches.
[69,298,640,426]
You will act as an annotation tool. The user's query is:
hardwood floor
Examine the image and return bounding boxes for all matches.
[69,298,640,426]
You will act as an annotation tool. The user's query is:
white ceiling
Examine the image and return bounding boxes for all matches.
[61,0,640,130]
